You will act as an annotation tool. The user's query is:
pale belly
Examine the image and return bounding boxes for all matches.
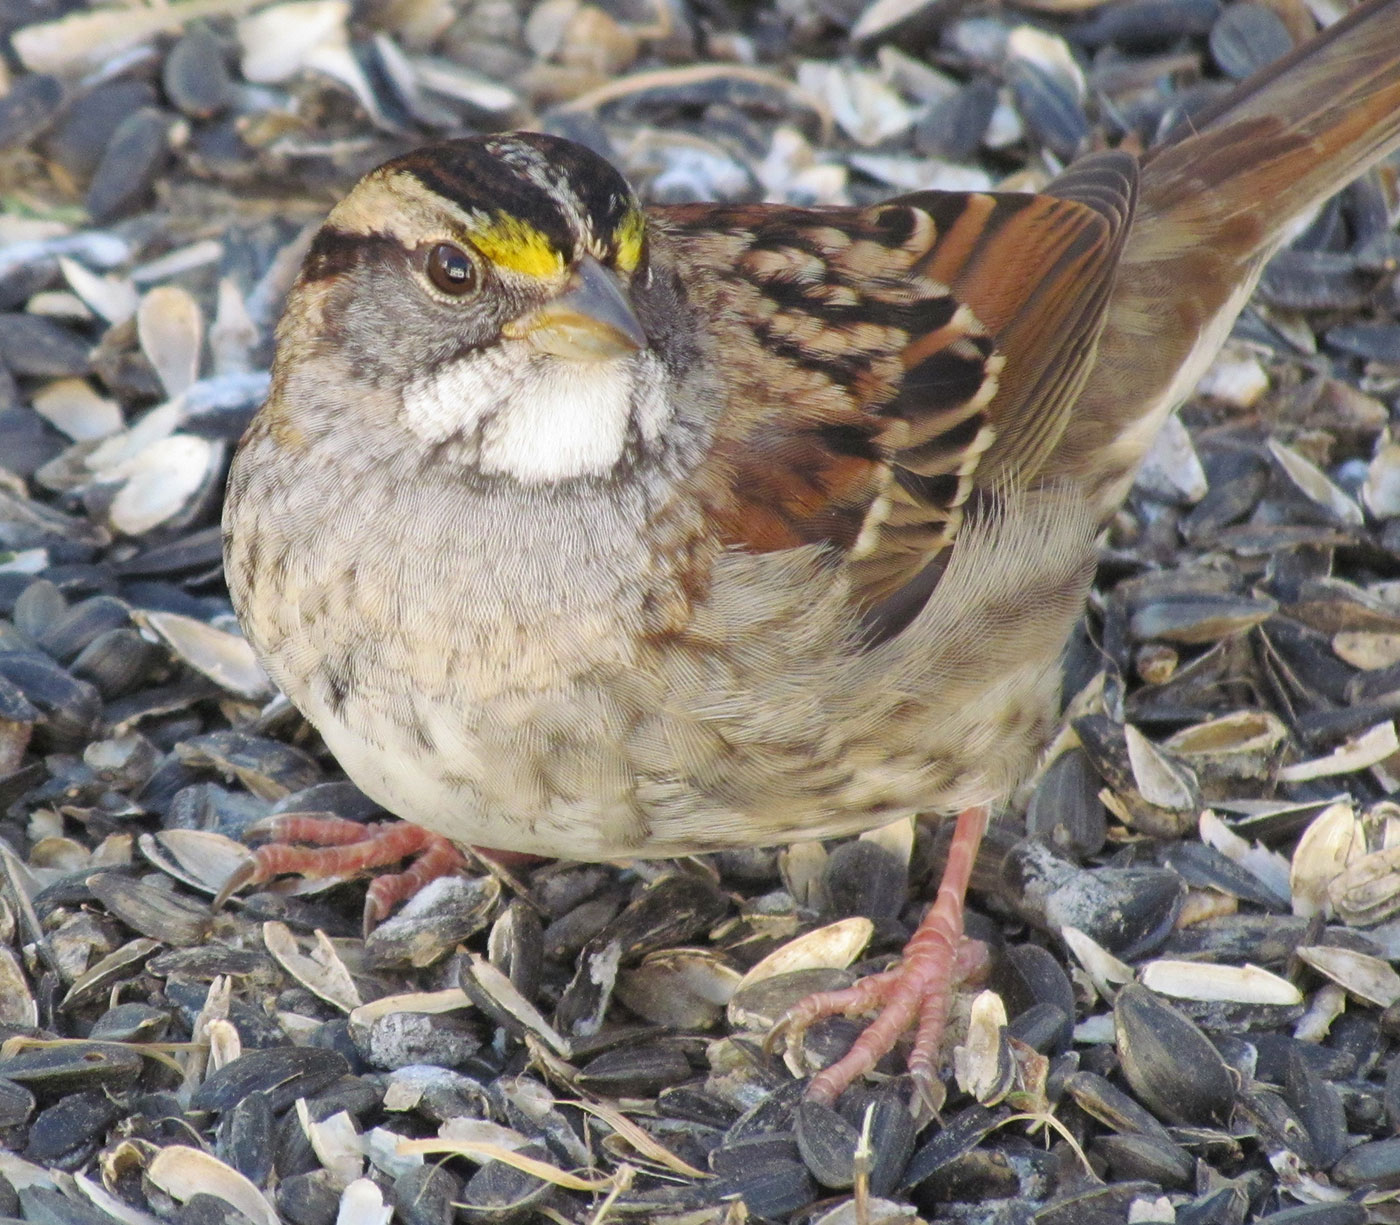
[306,686,668,858]
[233,461,1096,862]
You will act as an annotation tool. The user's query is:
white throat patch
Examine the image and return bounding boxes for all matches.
[401,347,657,482]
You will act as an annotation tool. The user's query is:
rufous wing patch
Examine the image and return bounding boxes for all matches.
[655,160,1135,608]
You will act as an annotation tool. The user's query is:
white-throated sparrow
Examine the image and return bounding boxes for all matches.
[224,0,1400,1106]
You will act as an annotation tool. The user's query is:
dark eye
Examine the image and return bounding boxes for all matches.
[425,243,478,296]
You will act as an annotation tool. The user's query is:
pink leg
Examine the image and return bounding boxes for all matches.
[779,805,990,1106]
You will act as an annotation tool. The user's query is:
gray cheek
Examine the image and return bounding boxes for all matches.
[324,277,459,384]
[636,273,702,381]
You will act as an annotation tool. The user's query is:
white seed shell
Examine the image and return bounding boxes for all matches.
[1138,960,1302,1005]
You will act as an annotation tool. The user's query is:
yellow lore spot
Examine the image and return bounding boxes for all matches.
[469,214,565,279]
[612,207,646,273]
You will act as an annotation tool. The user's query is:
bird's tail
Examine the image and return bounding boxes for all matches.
[1048,0,1400,518]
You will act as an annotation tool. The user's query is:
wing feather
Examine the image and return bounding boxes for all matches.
[653,152,1137,606]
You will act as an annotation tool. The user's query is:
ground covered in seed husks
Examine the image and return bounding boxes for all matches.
[0,0,1398,1222]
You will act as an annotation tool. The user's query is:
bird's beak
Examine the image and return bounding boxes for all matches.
[506,255,646,361]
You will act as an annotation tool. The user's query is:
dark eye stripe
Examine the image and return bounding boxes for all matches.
[302,227,400,283]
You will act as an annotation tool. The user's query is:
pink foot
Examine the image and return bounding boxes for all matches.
[775,805,991,1108]
[223,814,470,927]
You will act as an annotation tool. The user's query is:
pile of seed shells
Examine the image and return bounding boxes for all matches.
[0,0,1399,1222]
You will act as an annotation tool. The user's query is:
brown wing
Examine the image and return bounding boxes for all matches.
[908,152,1139,487]
[653,151,1138,605]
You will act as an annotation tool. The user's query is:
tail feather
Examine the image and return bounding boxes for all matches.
[1047,0,1400,518]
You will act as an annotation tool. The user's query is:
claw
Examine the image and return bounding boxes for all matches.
[213,856,258,912]
[763,1013,794,1059]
